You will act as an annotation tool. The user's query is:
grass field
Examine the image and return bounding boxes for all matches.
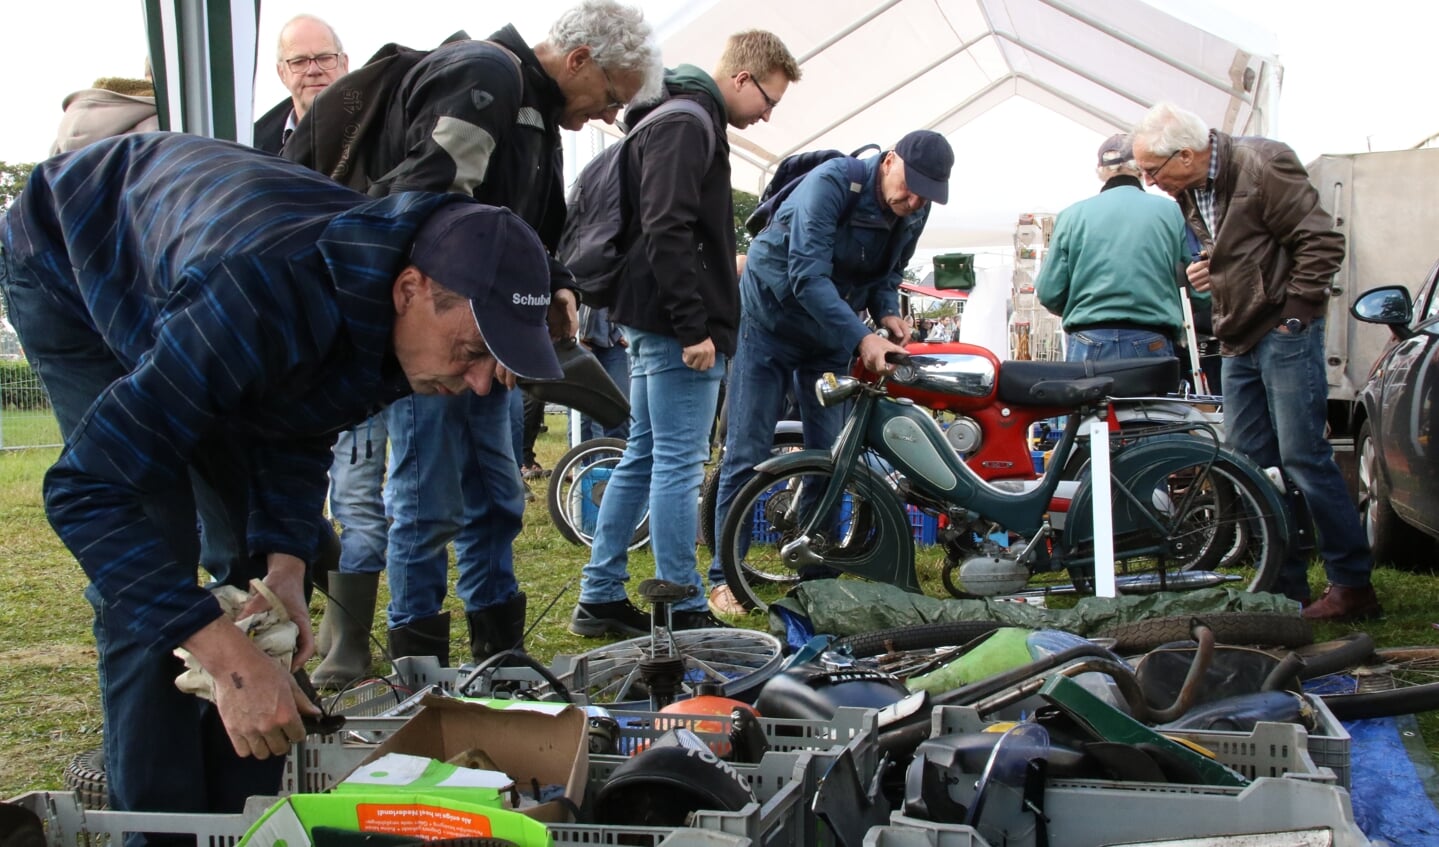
[1,411,1436,798]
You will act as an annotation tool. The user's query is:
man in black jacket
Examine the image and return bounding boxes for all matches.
[253,15,347,154]
[569,30,801,637]
[286,0,662,672]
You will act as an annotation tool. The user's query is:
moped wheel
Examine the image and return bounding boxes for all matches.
[700,430,806,566]
[545,437,648,549]
[1070,452,1285,594]
[717,461,912,612]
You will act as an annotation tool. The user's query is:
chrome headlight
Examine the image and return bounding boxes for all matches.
[816,373,862,407]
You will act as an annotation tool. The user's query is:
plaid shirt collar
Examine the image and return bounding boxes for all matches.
[1191,131,1220,237]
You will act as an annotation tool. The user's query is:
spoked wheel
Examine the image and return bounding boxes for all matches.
[699,430,806,558]
[1069,450,1285,595]
[546,437,648,549]
[536,629,784,706]
[1309,646,1439,720]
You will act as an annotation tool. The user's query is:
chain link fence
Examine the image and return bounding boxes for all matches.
[0,356,60,450]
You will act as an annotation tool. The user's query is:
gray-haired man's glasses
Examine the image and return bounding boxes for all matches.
[284,53,341,73]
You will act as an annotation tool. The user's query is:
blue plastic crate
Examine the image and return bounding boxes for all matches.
[579,466,611,535]
[750,488,854,543]
[751,490,937,545]
[906,504,939,545]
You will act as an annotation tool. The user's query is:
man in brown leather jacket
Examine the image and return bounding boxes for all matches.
[1132,102,1378,622]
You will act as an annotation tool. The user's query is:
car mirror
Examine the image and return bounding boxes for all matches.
[1351,286,1413,327]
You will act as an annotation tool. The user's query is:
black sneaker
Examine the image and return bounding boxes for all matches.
[569,598,650,638]
[671,609,733,631]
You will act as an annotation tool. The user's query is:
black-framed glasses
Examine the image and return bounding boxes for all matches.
[597,63,625,112]
[1141,149,1181,181]
[750,75,779,112]
[283,53,341,73]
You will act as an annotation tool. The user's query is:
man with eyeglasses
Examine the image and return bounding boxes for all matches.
[1036,133,1189,363]
[569,29,801,636]
[1132,102,1377,623]
[284,0,662,672]
[254,15,347,154]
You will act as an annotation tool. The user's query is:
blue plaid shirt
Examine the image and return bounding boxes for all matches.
[2,133,453,649]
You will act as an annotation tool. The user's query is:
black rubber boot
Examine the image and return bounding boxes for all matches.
[387,611,452,667]
[466,592,528,664]
[311,572,380,689]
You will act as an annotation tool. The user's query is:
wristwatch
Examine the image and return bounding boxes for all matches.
[1279,318,1304,333]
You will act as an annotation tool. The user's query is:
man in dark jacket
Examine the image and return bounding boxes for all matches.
[1132,101,1376,621]
[285,0,662,670]
[0,133,558,830]
[705,128,952,614]
[253,14,348,154]
[569,30,801,636]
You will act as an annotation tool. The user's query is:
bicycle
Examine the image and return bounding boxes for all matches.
[715,353,1289,611]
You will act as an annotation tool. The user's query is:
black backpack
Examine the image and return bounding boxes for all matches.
[557,98,715,308]
[743,144,880,237]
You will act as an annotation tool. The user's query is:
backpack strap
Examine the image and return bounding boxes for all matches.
[628,98,716,162]
[839,155,868,223]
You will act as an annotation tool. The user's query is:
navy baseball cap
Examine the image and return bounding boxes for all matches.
[894,130,954,205]
[410,202,563,381]
[1098,133,1133,166]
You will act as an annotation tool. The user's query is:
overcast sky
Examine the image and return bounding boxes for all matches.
[2,0,1434,259]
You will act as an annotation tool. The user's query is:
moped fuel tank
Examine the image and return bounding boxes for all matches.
[855,341,1000,411]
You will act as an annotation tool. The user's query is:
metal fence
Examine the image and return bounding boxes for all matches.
[0,358,60,450]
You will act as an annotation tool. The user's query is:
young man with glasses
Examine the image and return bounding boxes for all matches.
[1132,102,1377,622]
[254,15,348,154]
[570,30,802,636]
[285,0,662,673]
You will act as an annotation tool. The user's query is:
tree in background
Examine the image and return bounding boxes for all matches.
[0,162,34,209]
[732,188,758,255]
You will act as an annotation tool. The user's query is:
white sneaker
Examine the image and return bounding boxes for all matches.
[708,584,747,616]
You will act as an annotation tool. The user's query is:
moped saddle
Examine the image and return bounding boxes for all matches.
[997,357,1181,407]
[516,338,629,428]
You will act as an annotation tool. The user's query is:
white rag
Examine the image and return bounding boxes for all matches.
[174,578,299,700]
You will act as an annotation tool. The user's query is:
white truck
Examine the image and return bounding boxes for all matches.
[1310,147,1439,440]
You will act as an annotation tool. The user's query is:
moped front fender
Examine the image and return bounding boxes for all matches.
[749,449,921,593]
[1063,433,1291,549]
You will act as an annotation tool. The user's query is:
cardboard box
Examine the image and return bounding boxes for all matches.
[352,695,588,823]
[237,792,551,847]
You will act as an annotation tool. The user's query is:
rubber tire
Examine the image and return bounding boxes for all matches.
[835,620,1005,658]
[1098,611,1313,653]
[1356,420,1433,567]
[62,746,108,811]
[545,437,647,548]
[699,430,806,555]
[1292,632,1377,680]
[1320,646,1439,720]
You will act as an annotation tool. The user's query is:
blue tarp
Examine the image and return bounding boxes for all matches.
[1348,715,1439,847]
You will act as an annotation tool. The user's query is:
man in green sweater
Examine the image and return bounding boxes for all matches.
[1037,133,1188,362]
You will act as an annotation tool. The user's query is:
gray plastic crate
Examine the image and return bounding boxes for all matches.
[9,791,752,847]
[930,703,1337,785]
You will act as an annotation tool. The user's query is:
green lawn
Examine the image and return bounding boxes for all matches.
[1,414,1436,798]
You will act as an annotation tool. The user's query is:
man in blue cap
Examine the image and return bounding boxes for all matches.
[0,132,559,832]
[705,128,954,614]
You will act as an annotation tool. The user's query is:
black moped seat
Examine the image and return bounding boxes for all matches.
[996,357,1180,408]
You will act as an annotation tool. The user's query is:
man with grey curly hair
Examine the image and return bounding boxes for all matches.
[284,0,662,682]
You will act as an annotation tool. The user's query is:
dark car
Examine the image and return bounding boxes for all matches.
[1350,266,1439,565]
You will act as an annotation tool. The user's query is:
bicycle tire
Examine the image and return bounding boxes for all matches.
[62,746,108,810]
[1099,611,1313,653]
[545,438,648,549]
[1291,632,1377,680]
[1315,646,1439,720]
[836,620,1005,659]
[717,457,913,612]
[532,628,784,706]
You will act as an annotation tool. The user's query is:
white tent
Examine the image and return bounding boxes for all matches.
[654,0,1280,248]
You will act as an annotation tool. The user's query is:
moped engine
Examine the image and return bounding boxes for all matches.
[955,554,1030,596]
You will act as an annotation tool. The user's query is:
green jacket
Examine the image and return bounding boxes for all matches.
[1037,176,1187,337]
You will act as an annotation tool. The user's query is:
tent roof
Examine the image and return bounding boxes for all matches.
[653,0,1279,248]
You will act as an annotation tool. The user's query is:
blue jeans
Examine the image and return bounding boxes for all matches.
[1,248,285,837]
[1222,319,1372,595]
[383,385,523,625]
[581,342,632,441]
[329,412,388,575]
[1065,328,1175,362]
[709,315,851,585]
[578,329,724,612]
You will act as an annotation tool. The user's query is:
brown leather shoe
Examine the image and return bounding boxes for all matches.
[1300,583,1382,623]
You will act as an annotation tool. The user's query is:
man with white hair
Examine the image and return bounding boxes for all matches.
[1131,101,1376,622]
[1037,132,1189,362]
[254,15,348,154]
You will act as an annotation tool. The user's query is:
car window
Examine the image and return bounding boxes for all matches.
[1424,264,1439,322]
